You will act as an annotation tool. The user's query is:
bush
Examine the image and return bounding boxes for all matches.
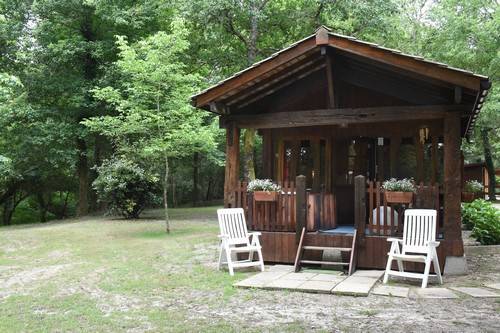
[462,199,500,245]
[93,158,158,218]
[382,178,415,192]
[464,180,483,193]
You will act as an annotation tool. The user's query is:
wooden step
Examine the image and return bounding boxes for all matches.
[300,260,350,266]
[302,246,352,252]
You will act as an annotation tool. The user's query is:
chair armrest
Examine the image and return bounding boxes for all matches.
[217,234,229,239]
[248,232,262,237]
[387,237,402,243]
[427,241,440,247]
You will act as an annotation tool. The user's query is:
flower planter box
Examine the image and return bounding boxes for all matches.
[461,192,476,203]
[253,191,278,202]
[384,191,413,204]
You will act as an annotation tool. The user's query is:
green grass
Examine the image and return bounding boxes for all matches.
[0,206,301,332]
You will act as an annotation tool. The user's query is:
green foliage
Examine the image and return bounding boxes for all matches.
[92,158,158,218]
[464,180,484,194]
[462,199,500,245]
[382,178,416,192]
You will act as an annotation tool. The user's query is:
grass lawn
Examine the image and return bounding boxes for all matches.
[0,206,287,332]
[1,206,499,333]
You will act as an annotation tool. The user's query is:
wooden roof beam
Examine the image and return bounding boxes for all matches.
[236,63,326,109]
[326,36,482,91]
[224,56,323,107]
[220,105,469,129]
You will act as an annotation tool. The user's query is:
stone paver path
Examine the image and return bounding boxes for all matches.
[450,287,500,298]
[234,266,500,300]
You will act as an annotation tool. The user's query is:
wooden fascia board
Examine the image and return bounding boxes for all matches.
[220,105,470,129]
[194,37,317,108]
[326,35,482,91]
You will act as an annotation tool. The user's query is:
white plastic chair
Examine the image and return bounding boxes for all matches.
[383,209,443,288]
[217,208,265,276]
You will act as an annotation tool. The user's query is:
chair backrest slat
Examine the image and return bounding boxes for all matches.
[218,208,250,245]
[402,209,437,254]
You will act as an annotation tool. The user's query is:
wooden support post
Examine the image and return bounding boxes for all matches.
[289,140,300,182]
[312,139,321,192]
[276,138,284,182]
[390,135,401,178]
[415,133,424,183]
[443,113,461,240]
[295,175,307,243]
[354,175,366,240]
[376,140,384,182]
[224,124,240,208]
[325,138,332,192]
[262,129,273,179]
[431,135,439,184]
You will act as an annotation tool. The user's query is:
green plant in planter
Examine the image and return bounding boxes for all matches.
[462,199,500,245]
[247,179,281,192]
[382,178,416,192]
[464,180,484,193]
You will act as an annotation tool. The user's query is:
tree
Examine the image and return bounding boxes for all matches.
[84,19,217,231]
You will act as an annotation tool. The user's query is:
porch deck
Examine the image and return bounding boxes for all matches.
[232,178,458,271]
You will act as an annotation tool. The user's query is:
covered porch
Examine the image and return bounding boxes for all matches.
[192,27,491,271]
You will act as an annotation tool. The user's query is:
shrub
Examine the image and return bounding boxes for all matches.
[382,178,415,192]
[462,199,500,245]
[247,179,281,192]
[93,158,158,218]
[464,180,483,193]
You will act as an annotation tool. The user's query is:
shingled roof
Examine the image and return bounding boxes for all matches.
[192,26,491,136]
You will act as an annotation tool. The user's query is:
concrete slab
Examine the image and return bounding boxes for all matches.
[332,276,378,296]
[233,278,268,288]
[415,288,458,299]
[485,283,500,291]
[444,255,468,275]
[267,265,294,273]
[297,280,337,293]
[266,278,305,290]
[248,271,289,281]
[352,270,385,279]
[310,273,346,283]
[302,268,343,276]
[450,287,500,298]
[280,272,317,280]
[371,285,409,298]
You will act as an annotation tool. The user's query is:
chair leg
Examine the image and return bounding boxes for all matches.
[421,258,432,288]
[432,252,443,284]
[396,259,404,272]
[226,247,235,276]
[217,246,224,271]
[257,249,265,272]
[383,255,393,284]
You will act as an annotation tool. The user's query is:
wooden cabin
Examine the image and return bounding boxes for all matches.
[192,27,491,271]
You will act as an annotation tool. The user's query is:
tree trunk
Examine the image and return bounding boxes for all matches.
[481,128,496,201]
[36,192,48,222]
[192,152,199,206]
[243,129,256,181]
[76,138,89,216]
[163,155,170,233]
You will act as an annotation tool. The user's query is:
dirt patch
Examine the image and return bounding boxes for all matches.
[0,264,73,299]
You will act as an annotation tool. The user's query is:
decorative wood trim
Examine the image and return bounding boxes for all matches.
[221,105,467,129]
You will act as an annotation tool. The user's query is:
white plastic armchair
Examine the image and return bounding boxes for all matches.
[383,209,443,288]
[217,208,265,276]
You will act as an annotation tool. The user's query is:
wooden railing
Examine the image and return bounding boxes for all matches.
[366,181,440,236]
[232,180,336,233]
